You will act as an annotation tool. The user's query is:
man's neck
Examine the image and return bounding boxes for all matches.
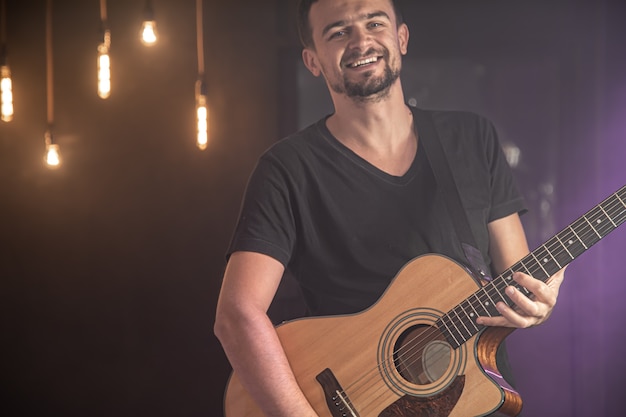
[326,83,417,176]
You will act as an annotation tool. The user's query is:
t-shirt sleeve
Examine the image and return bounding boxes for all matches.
[482,117,527,222]
[226,153,296,266]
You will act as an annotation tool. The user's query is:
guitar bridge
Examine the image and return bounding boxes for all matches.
[316,368,360,417]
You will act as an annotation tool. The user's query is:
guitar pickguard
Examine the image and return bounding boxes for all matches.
[379,376,465,417]
[316,365,466,417]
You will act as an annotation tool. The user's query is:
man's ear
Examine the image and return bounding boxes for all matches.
[398,23,409,55]
[302,48,322,77]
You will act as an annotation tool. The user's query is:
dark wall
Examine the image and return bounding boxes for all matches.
[1,0,281,415]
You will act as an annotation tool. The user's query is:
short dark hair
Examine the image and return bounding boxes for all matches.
[297,0,404,49]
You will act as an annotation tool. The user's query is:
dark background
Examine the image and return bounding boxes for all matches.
[1,1,625,416]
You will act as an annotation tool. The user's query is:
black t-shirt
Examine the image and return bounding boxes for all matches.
[228,107,526,317]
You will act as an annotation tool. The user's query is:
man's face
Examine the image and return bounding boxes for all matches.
[303,0,408,102]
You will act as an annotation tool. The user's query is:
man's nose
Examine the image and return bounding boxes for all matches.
[348,26,372,50]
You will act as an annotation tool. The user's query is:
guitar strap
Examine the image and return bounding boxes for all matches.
[411,106,493,281]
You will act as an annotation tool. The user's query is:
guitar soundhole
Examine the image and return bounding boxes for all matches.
[393,325,452,385]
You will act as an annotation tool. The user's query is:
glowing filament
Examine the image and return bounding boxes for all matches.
[196,95,208,150]
[44,130,61,168]
[45,144,61,167]
[1,65,13,122]
[141,21,158,46]
[97,43,111,99]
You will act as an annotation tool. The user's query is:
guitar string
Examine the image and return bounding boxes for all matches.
[344,192,626,410]
[378,193,626,389]
[333,192,626,413]
[341,195,626,415]
[330,190,625,414]
[342,226,626,414]
[415,189,626,352]
[354,193,626,414]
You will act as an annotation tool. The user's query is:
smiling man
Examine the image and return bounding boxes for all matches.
[304,5,404,100]
[214,1,565,416]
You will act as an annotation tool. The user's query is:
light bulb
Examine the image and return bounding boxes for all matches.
[97,30,111,99]
[45,143,61,167]
[97,44,111,99]
[195,79,209,150]
[1,65,13,122]
[196,101,208,150]
[44,131,61,168]
[140,21,158,46]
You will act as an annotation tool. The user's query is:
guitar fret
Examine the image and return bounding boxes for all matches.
[538,243,562,273]
[555,234,574,260]
[517,259,531,275]
[514,260,532,295]
[482,287,496,308]
[470,292,492,317]
[458,302,480,331]
[493,276,515,307]
[501,271,517,307]
[451,308,473,340]
[616,192,625,209]
[554,227,585,272]
[529,251,549,279]
[568,225,588,250]
[439,185,624,358]
[583,214,603,239]
[464,298,483,324]
[599,206,617,228]
[589,206,615,238]
[436,318,452,345]
[489,281,509,306]
[479,287,500,316]
[560,228,585,258]
[499,271,518,304]
[439,315,462,348]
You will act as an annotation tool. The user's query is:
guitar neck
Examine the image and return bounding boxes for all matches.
[439,185,626,349]
[504,184,626,283]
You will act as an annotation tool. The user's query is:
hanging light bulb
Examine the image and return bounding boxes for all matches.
[44,130,61,168]
[194,0,208,151]
[140,0,157,46]
[43,0,59,169]
[1,0,13,123]
[195,78,208,150]
[140,21,157,46]
[0,63,12,122]
[97,29,111,99]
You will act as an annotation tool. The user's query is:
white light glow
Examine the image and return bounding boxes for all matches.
[97,44,111,99]
[140,21,158,46]
[196,97,208,150]
[1,65,14,122]
[45,143,61,167]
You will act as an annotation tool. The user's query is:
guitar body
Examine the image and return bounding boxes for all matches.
[224,254,521,417]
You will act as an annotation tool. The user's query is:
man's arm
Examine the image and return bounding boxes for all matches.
[214,251,319,417]
[478,212,566,328]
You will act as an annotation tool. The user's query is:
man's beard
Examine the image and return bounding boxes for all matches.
[344,65,399,101]
[328,48,401,102]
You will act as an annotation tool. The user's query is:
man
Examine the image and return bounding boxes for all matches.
[214,0,565,416]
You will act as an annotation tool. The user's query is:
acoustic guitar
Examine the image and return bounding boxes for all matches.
[224,184,625,417]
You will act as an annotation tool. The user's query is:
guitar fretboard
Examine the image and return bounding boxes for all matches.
[438,185,626,349]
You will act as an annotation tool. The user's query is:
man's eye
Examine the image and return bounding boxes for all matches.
[369,22,383,29]
[330,30,347,39]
